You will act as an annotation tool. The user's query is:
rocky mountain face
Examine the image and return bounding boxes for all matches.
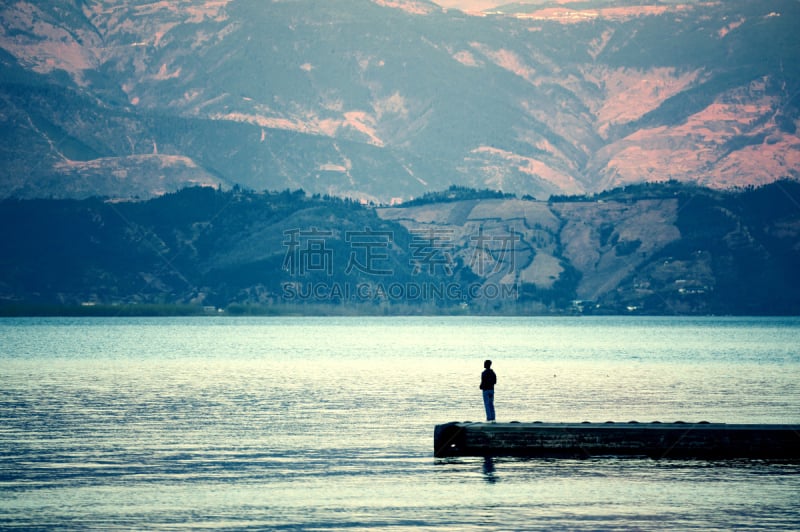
[1,0,799,202]
[2,181,799,315]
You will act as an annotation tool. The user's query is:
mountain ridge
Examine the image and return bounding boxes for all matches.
[0,0,799,202]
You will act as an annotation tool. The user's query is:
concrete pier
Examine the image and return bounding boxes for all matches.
[434,422,800,459]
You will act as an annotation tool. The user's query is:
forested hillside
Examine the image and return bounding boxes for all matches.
[2,181,798,315]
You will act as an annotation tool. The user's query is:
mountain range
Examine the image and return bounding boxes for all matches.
[2,180,799,315]
[2,0,799,203]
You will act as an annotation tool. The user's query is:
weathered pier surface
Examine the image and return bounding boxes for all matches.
[434,422,800,459]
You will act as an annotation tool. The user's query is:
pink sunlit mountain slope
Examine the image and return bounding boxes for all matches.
[0,0,798,202]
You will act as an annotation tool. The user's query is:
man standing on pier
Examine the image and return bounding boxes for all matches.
[480,359,497,422]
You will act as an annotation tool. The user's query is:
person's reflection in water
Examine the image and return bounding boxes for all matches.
[482,456,497,483]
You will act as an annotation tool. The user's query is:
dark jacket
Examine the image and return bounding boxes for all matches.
[480,368,497,390]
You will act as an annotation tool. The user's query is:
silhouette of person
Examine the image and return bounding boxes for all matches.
[480,359,497,422]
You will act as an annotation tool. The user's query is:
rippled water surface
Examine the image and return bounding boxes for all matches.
[1,316,799,529]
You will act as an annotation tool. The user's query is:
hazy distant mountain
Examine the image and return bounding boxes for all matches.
[1,0,798,202]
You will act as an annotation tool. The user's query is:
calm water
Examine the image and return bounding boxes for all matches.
[1,316,799,530]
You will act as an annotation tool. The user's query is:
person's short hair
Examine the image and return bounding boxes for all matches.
[484,359,492,368]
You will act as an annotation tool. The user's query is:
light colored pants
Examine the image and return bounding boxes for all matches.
[482,389,495,421]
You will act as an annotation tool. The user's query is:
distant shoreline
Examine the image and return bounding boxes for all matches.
[1,303,796,318]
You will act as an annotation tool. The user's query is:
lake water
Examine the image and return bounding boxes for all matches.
[1,316,799,530]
